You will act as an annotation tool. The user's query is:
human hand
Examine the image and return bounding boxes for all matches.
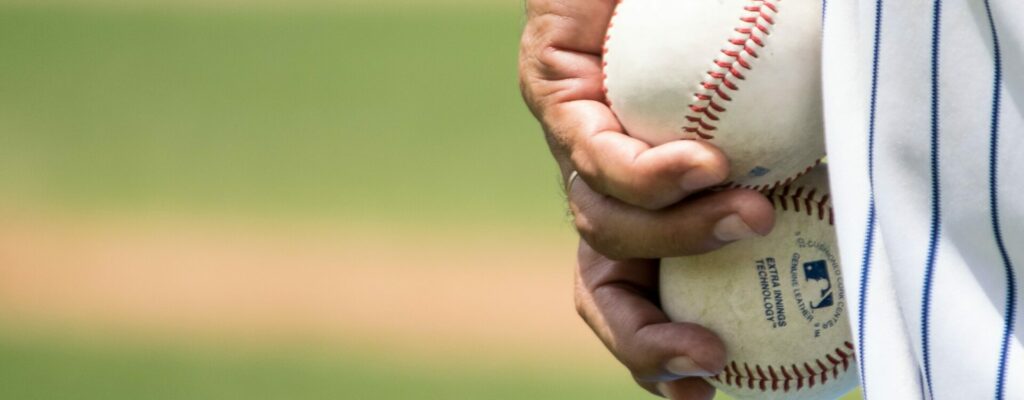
[519,0,775,260]
[575,240,726,399]
[521,1,776,398]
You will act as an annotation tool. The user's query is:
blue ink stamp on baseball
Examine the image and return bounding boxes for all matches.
[791,235,846,335]
[748,166,771,178]
[803,260,834,309]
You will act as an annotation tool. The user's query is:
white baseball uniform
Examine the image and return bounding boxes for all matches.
[822,0,1023,398]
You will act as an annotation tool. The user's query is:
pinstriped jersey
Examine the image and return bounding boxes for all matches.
[821,0,1023,398]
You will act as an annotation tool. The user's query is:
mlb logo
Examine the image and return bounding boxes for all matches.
[803,260,834,310]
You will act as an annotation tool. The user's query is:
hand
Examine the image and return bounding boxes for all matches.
[576,240,726,399]
[519,0,775,260]
[521,1,777,398]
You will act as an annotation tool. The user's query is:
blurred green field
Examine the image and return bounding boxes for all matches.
[0,2,564,229]
[0,2,861,399]
[0,3,621,399]
[0,331,645,400]
[0,327,861,400]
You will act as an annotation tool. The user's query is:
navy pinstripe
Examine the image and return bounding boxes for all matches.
[920,0,944,396]
[857,1,886,397]
[982,1,1018,398]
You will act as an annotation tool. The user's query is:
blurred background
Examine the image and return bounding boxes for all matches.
[0,1,859,399]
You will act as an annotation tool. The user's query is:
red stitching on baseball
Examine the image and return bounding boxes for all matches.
[720,159,821,192]
[762,171,834,226]
[714,341,855,393]
[601,2,622,107]
[602,0,780,141]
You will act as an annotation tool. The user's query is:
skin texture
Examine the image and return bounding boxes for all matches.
[519,0,777,398]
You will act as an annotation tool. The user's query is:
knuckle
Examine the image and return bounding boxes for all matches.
[614,162,676,209]
[594,176,652,209]
[568,185,635,260]
[634,378,667,398]
[573,291,587,320]
[586,234,630,261]
[571,210,616,257]
[622,357,655,380]
[689,145,721,167]
[693,154,730,180]
[573,212,600,245]
[568,148,595,179]
[574,215,631,260]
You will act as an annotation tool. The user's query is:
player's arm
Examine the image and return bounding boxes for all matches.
[519,0,774,259]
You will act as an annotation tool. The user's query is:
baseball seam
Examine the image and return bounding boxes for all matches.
[601,0,623,108]
[711,341,854,392]
[763,175,835,225]
[723,159,821,192]
[683,0,779,140]
[602,0,780,127]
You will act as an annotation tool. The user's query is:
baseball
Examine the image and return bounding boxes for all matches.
[660,165,857,400]
[602,0,826,190]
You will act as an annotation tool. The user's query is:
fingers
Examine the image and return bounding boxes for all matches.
[519,0,614,118]
[570,177,774,259]
[575,242,727,384]
[657,379,718,400]
[522,0,729,210]
[523,0,614,54]
[602,298,726,381]
[553,101,732,209]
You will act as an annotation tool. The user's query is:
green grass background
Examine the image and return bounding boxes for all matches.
[0,3,564,229]
[0,331,645,400]
[0,2,860,399]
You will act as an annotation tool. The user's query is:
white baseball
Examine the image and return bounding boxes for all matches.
[660,165,857,400]
[602,0,825,190]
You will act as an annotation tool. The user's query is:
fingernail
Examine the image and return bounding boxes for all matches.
[713,214,759,242]
[656,382,675,399]
[666,356,713,377]
[680,168,722,191]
